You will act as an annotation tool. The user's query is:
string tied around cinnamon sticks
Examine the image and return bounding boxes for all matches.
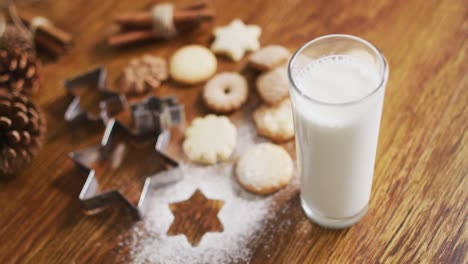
[28,16,50,52]
[108,1,215,47]
[151,2,177,39]
[29,16,50,35]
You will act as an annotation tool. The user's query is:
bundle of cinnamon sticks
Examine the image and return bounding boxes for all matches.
[18,13,73,57]
[108,1,215,47]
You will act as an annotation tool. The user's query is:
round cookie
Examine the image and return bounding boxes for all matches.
[183,115,237,164]
[236,143,293,195]
[203,72,248,113]
[249,45,291,72]
[256,65,289,105]
[253,99,294,142]
[170,45,217,85]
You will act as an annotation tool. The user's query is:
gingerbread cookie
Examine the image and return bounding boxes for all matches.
[211,19,261,61]
[203,72,248,113]
[170,45,217,85]
[253,99,294,142]
[249,45,291,72]
[183,115,237,164]
[256,65,289,105]
[236,143,293,195]
[117,54,168,95]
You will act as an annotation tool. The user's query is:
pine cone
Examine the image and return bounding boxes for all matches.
[0,25,33,54]
[0,90,45,178]
[0,48,41,95]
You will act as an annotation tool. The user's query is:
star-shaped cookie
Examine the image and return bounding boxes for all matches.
[211,19,261,61]
[167,189,224,246]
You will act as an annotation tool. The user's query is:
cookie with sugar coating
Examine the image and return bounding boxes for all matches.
[183,114,237,164]
[253,99,294,142]
[249,45,291,72]
[236,143,293,195]
[211,19,261,61]
[256,65,289,105]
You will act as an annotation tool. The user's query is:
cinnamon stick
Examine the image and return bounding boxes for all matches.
[108,1,214,47]
[108,20,200,47]
[150,0,210,11]
[18,13,73,46]
[35,33,67,57]
[114,9,215,29]
[108,30,159,47]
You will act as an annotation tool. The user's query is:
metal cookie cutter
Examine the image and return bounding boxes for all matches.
[132,96,184,136]
[64,66,126,123]
[131,96,184,166]
[70,96,184,220]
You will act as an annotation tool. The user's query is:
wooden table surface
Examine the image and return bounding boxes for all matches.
[1,0,467,263]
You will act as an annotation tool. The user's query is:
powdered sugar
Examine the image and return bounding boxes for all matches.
[127,119,298,263]
[130,164,276,263]
[233,118,268,156]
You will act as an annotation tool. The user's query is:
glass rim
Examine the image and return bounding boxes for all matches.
[288,34,389,106]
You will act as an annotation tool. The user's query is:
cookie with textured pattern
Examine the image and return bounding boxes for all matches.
[117,54,168,95]
[256,65,289,105]
[253,99,294,142]
[249,45,291,72]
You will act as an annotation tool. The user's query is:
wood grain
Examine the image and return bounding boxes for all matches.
[167,189,224,247]
[0,0,467,263]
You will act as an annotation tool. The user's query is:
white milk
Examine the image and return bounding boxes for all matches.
[291,55,385,221]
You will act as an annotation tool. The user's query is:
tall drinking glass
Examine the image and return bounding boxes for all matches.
[288,34,389,228]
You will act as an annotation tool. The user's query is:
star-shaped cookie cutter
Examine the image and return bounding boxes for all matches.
[70,95,185,220]
[64,66,126,123]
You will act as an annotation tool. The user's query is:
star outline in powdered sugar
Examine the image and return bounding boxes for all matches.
[167,189,224,246]
[211,19,261,61]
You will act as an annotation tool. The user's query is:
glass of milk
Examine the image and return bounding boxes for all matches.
[288,35,389,228]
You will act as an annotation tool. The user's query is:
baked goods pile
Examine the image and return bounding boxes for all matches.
[171,20,295,195]
[114,18,295,195]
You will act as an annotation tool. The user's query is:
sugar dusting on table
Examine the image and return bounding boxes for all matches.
[126,121,298,263]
